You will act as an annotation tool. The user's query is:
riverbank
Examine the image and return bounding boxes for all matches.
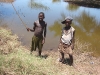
[0,26,100,75]
[64,0,100,8]
[0,0,14,3]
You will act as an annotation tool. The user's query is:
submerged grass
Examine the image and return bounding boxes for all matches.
[0,26,100,75]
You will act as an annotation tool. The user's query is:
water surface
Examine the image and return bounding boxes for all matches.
[0,0,100,56]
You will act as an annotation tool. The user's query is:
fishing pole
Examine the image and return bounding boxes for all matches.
[11,2,27,28]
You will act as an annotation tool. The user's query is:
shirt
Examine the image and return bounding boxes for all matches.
[61,26,75,45]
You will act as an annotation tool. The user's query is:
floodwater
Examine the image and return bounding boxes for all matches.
[0,0,100,56]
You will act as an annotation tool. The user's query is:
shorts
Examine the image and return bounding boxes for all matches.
[58,42,73,55]
[31,35,43,52]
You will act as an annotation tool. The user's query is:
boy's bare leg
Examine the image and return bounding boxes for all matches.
[38,50,41,56]
[30,37,34,55]
[59,52,64,63]
[38,38,43,56]
[30,46,35,55]
[69,54,73,66]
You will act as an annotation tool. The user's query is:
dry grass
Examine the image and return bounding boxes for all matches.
[0,27,100,75]
[0,27,20,54]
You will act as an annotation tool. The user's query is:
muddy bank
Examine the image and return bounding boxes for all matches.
[64,0,100,8]
[0,26,100,75]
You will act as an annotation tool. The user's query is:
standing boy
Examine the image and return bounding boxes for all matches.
[27,12,47,56]
[58,16,75,66]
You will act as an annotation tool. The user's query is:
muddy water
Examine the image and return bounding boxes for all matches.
[0,0,100,56]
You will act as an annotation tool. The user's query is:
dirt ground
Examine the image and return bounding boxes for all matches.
[43,50,100,75]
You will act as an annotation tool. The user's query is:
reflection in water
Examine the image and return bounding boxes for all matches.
[74,11,100,56]
[49,11,100,56]
[67,3,79,11]
[52,0,61,3]
[29,0,49,10]
[75,11,98,35]
[49,21,62,37]
[49,13,66,37]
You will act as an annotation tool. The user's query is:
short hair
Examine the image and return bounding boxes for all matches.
[39,12,45,18]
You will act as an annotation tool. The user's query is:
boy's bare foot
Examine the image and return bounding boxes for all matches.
[58,58,62,62]
[58,58,65,63]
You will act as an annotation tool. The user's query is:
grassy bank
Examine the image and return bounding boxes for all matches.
[0,27,100,75]
[64,0,100,8]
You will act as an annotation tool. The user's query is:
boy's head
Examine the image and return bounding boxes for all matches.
[38,12,45,21]
[61,16,73,27]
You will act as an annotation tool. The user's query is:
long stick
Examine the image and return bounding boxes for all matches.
[11,3,27,28]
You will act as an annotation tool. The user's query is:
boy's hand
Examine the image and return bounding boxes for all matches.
[26,28,30,31]
[42,39,45,44]
[71,44,74,50]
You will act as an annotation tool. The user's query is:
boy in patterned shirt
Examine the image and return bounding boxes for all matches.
[58,16,75,66]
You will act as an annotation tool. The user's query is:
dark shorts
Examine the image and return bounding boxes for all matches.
[58,43,73,55]
[31,35,43,52]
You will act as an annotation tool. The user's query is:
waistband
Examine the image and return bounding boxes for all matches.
[60,41,71,46]
[34,35,43,38]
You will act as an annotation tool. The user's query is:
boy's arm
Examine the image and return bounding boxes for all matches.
[26,22,36,32]
[71,31,75,50]
[42,23,47,44]
[59,28,63,43]
[30,22,36,32]
[43,23,47,39]
[58,29,63,46]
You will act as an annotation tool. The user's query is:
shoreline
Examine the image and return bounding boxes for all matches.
[64,0,100,8]
[0,26,100,75]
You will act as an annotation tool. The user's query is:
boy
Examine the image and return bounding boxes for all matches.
[58,16,75,66]
[27,12,47,56]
